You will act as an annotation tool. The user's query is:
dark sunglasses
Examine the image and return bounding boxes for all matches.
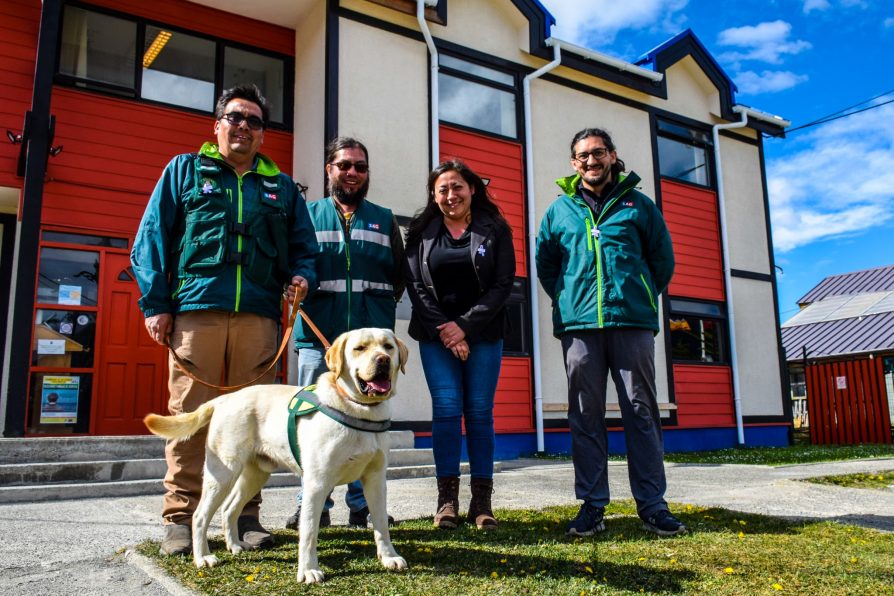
[331,160,369,174]
[221,112,265,131]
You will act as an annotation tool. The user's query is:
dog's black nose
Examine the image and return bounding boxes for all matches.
[375,354,390,366]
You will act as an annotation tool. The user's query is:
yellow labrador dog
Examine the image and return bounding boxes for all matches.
[144,328,409,584]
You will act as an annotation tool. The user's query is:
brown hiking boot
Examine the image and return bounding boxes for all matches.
[434,476,460,529]
[160,523,191,556]
[237,515,275,550]
[468,477,498,530]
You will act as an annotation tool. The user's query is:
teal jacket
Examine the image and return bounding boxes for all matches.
[294,197,404,348]
[131,142,318,321]
[535,171,674,336]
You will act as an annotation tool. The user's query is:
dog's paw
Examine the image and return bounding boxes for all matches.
[194,554,220,568]
[380,555,408,571]
[297,568,326,584]
[228,542,248,555]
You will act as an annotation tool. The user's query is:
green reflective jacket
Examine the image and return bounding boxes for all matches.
[535,171,674,336]
[131,143,319,321]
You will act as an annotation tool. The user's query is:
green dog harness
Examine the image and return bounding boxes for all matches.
[287,387,391,467]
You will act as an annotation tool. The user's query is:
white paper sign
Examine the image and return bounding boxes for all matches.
[58,285,82,306]
[37,339,66,355]
[836,376,847,390]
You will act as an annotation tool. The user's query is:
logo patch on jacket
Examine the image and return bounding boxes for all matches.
[201,179,216,194]
[264,192,278,201]
[622,200,634,207]
[367,223,380,230]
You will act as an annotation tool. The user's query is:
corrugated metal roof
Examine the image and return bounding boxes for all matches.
[783,291,893,327]
[781,311,894,361]
[797,264,894,305]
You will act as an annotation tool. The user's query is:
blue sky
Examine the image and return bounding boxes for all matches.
[539,0,894,321]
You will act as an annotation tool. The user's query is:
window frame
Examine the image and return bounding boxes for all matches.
[437,51,522,141]
[54,1,294,130]
[666,297,730,365]
[656,118,713,188]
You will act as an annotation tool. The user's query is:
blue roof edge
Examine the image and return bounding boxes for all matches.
[636,28,738,95]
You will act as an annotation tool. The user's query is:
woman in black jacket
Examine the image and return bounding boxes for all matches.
[404,160,515,530]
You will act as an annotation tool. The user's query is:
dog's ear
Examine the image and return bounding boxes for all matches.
[325,333,348,377]
[396,337,409,374]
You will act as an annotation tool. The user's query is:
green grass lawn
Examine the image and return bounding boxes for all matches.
[662,442,894,466]
[806,470,894,490]
[138,501,894,595]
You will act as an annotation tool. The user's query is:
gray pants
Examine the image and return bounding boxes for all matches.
[561,329,668,518]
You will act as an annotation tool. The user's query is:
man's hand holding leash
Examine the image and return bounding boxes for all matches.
[145,313,173,346]
[286,275,309,305]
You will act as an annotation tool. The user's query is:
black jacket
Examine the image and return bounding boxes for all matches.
[404,211,516,342]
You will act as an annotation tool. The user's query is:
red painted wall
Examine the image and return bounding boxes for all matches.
[495,357,534,432]
[672,364,734,427]
[0,0,40,191]
[440,125,527,276]
[662,179,724,301]
[43,88,293,237]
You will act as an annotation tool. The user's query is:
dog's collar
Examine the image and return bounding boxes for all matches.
[287,387,391,467]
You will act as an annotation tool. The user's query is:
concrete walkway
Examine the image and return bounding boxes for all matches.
[3,457,894,595]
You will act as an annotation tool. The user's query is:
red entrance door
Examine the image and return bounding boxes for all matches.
[93,252,168,434]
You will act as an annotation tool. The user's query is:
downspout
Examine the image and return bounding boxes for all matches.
[416,0,439,169]
[711,107,749,445]
[523,43,561,453]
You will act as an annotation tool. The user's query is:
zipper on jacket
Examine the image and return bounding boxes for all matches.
[640,273,656,312]
[589,186,633,328]
[234,180,243,312]
[343,212,353,330]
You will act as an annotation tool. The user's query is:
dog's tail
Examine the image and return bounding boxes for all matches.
[143,401,215,441]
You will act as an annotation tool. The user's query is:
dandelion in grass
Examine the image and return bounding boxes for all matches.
[585,565,593,574]
[245,574,256,582]
[738,531,745,540]
[773,582,783,590]
[851,557,858,563]
[491,571,499,579]
[724,567,734,574]
[500,559,507,564]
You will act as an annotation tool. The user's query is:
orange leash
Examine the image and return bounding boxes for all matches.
[167,290,331,392]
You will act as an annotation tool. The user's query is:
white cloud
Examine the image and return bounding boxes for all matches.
[804,0,869,12]
[803,0,831,12]
[768,100,894,252]
[542,0,689,49]
[716,21,812,65]
[735,70,808,95]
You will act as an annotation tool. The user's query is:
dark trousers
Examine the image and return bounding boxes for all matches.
[561,329,668,518]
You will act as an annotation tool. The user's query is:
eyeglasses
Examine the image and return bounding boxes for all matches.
[220,112,265,131]
[573,148,610,162]
[331,160,369,174]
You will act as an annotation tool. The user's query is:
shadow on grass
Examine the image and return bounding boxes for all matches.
[260,528,699,593]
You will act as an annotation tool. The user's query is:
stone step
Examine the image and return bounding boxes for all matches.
[0,447,433,486]
[0,430,417,464]
[0,461,494,504]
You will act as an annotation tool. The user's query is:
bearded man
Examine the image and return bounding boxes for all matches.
[285,136,405,530]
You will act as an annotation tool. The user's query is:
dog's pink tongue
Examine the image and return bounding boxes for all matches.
[367,379,392,394]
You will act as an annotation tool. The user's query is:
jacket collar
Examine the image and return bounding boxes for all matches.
[199,142,280,177]
[555,171,641,202]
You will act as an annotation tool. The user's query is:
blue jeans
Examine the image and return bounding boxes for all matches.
[294,347,367,513]
[419,339,503,479]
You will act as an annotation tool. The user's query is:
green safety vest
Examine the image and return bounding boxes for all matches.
[295,198,398,348]
[177,154,290,293]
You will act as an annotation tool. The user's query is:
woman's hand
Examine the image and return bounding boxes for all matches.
[436,321,466,348]
[450,340,470,361]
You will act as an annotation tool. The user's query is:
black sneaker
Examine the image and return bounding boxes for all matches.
[348,506,395,528]
[566,503,606,537]
[642,510,687,537]
[284,504,331,530]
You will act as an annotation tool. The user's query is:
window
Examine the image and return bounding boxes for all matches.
[438,55,518,138]
[56,4,291,126]
[657,120,711,186]
[37,248,99,307]
[668,299,727,364]
[142,26,215,111]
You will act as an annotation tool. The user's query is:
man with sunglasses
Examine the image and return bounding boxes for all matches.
[535,128,685,538]
[285,136,404,531]
[132,84,318,556]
